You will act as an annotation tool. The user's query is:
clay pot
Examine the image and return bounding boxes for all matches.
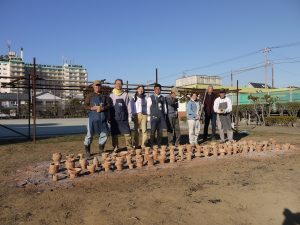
[147,155,154,167]
[158,154,166,164]
[87,164,96,174]
[212,146,218,157]
[65,159,75,170]
[170,147,175,156]
[68,168,81,179]
[115,162,123,171]
[93,157,100,169]
[203,146,209,157]
[144,147,151,155]
[161,145,167,151]
[232,144,238,154]
[195,145,201,157]
[153,145,159,150]
[283,143,290,151]
[52,174,59,182]
[153,149,159,161]
[126,154,132,166]
[275,144,281,151]
[52,153,62,164]
[78,153,85,159]
[178,145,184,161]
[128,164,134,169]
[101,152,109,161]
[242,145,248,154]
[135,149,142,155]
[219,148,226,156]
[170,154,176,163]
[186,152,192,161]
[227,145,233,155]
[262,141,268,151]
[103,160,111,172]
[290,145,296,150]
[256,144,263,152]
[249,145,254,152]
[136,157,144,168]
[79,158,88,170]
[49,163,59,175]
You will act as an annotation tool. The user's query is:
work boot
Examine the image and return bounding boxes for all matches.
[85,145,91,158]
[99,144,105,154]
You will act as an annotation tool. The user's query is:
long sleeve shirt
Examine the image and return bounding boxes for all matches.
[109,91,132,117]
[130,96,148,115]
[186,99,200,120]
[147,94,167,116]
[213,96,232,114]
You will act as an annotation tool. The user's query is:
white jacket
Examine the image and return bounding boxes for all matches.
[213,96,232,113]
[130,96,148,115]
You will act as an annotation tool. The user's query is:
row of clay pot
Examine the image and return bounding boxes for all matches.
[49,153,101,180]
[49,139,296,178]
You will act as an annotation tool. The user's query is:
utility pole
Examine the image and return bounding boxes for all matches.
[263,47,271,89]
[155,68,158,84]
[230,70,233,87]
[271,63,275,88]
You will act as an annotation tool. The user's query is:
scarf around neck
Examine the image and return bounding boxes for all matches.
[112,88,124,96]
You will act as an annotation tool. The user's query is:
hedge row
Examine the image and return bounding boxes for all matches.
[265,116,297,126]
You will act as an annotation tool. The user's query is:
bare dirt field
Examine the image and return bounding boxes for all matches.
[0,125,300,225]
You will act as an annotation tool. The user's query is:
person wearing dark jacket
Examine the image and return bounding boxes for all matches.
[165,87,181,146]
[83,80,111,157]
[203,85,217,141]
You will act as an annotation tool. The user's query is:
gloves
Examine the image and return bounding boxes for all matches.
[147,116,151,122]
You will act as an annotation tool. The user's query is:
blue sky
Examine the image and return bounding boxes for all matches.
[1,0,300,87]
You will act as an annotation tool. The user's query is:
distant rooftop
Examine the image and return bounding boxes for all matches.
[248,82,272,89]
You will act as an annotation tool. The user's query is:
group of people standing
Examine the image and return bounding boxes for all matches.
[83,79,233,157]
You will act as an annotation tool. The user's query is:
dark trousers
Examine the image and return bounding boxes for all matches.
[150,117,163,147]
[167,116,181,145]
[203,113,216,139]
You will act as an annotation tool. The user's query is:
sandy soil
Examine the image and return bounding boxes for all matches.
[0,126,300,225]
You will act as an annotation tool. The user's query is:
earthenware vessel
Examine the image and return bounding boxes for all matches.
[78,153,85,159]
[219,147,226,156]
[203,146,209,157]
[178,145,184,161]
[153,145,159,150]
[87,164,96,174]
[128,164,134,169]
[169,146,175,156]
[145,147,151,155]
[65,158,75,170]
[135,148,142,156]
[49,163,59,175]
[186,152,192,161]
[153,149,159,161]
[212,146,218,157]
[126,153,132,166]
[103,160,111,172]
[227,145,233,155]
[147,155,154,167]
[158,154,166,164]
[101,152,109,161]
[283,143,290,151]
[115,157,123,171]
[52,174,59,182]
[195,145,201,157]
[93,157,100,169]
[256,143,263,152]
[161,145,167,151]
[290,144,296,150]
[242,145,248,154]
[169,153,176,163]
[79,158,88,170]
[249,145,254,152]
[232,144,238,154]
[275,144,281,151]
[136,155,144,168]
[68,168,81,179]
[52,153,62,164]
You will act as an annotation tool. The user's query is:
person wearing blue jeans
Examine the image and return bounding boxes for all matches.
[84,80,111,157]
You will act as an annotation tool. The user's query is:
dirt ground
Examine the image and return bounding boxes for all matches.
[0,125,300,225]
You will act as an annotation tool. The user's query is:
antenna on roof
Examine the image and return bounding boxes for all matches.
[6,40,11,53]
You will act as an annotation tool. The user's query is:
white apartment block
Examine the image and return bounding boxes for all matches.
[175,75,222,87]
[0,49,88,99]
